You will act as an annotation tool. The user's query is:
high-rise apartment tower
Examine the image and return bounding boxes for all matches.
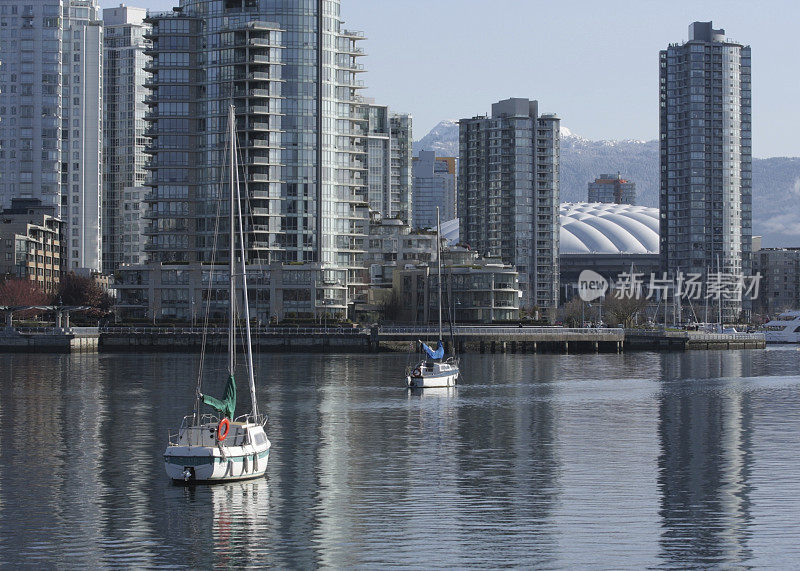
[660,21,752,318]
[139,0,375,314]
[458,98,560,316]
[0,0,103,272]
[103,5,149,271]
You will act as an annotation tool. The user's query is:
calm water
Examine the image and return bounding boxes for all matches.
[1,348,800,568]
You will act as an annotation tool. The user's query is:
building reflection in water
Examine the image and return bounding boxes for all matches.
[0,354,110,566]
[454,355,561,567]
[548,353,662,566]
[658,350,754,567]
[255,353,326,568]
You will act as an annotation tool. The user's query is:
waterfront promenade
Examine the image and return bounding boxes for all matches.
[0,325,765,353]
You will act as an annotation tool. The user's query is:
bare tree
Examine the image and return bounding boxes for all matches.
[57,273,112,318]
[561,297,584,327]
[602,294,648,328]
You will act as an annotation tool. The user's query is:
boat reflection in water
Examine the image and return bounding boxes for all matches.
[407,386,457,400]
[210,481,271,567]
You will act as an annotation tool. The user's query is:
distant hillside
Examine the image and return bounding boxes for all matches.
[415,121,800,247]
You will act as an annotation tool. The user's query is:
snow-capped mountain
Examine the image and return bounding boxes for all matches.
[414,119,459,157]
[414,120,800,247]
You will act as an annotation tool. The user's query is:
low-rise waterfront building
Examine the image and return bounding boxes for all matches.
[364,214,436,289]
[753,247,800,317]
[0,199,63,293]
[114,262,348,323]
[392,248,521,324]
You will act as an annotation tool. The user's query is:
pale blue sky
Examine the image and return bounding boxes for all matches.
[101,0,800,157]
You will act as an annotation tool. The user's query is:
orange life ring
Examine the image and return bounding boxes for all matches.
[217,418,230,441]
[412,368,421,377]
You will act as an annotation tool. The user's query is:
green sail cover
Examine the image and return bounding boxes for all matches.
[202,374,236,420]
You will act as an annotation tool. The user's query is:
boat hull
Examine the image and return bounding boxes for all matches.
[164,434,271,483]
[406,370,458,388]
[763,310,800,343]
[764,332,800,343]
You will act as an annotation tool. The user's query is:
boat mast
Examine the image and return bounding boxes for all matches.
[437,206,442,343]
[228,106,236,378]
[232,105,258,419]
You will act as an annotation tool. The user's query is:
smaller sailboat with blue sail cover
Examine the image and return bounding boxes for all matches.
[406,208,460,388]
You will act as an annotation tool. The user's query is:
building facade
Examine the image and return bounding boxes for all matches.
[412,150,456,229]
[458,97,560,316]
[753,247,800,317]
[587,173,636,205]
[116,0,402,320]
[393,248,521,324]
[0,0,103,272]
[660,22,752,319]
[102,5,149,272]
[389,113,412,224]
[0,199,63,293]
[366,103,390,219]
[364,105,412,223]
[364,214,436,290]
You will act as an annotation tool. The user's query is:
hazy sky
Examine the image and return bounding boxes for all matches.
[101,0,800,157]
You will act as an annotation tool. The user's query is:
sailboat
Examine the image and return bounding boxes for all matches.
[406,207,460,388]
[164,106,270,483]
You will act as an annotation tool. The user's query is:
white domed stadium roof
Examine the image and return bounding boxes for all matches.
[560,203,659,255]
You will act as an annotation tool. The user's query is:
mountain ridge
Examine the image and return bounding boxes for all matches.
[414,120,800,247]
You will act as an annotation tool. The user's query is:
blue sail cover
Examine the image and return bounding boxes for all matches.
[422,341,445,360]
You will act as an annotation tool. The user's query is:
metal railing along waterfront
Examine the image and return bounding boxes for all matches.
[687,331,765,341]
[15,325,628,338]
[625,328,765,341]
[99,326,366,336]
[378,326,624,336]
[13,326,100,336]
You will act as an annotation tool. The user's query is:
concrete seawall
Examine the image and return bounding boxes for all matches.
[0,327,99,353]
[1,326,765,353]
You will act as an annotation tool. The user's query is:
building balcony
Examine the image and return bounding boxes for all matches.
[234,88,272,99]
[249,37,280,48]
[338,62,365,72]
[338,79,366,89]
[247,138,277,149]
[339,46,365,56]
[246,122,275,132]
[233,72,271,82]
[340,29,366,39]
[248,54,274,65]
[250,156,278,166]
[249,173,275,183]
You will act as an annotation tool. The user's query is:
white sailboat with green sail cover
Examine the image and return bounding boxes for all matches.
[164,106,270,483]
